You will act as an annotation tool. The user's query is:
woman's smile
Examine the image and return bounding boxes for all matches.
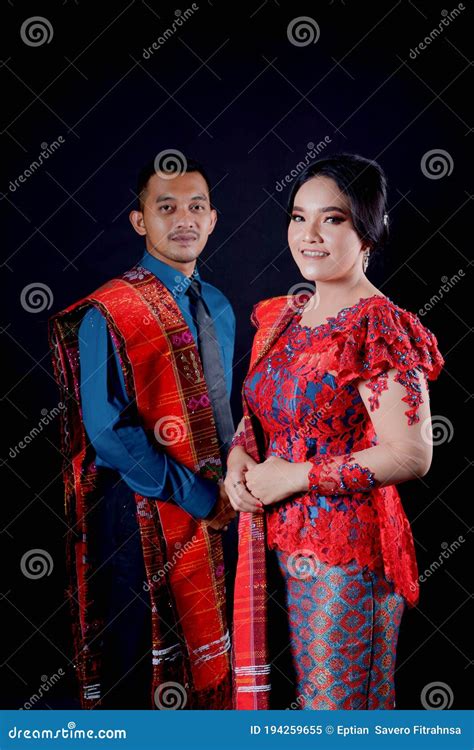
[300,248,330,258]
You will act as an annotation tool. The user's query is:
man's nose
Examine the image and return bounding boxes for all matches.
[175,208,197,228]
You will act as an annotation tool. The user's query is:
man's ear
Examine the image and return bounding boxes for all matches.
[207,207,218,236]
[129,209,147,236]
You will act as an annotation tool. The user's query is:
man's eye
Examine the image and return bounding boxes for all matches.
[191,204,205,211]
[159,204,173,212]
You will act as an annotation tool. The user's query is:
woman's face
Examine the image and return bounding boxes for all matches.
[288,175,368,282]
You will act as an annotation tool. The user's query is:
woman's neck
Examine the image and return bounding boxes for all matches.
[300,278,384,326]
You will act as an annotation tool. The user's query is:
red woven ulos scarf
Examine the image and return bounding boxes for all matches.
[233,296,303,709]
[49,265,232,709]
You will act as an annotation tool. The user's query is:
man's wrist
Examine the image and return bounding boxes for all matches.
[192,476,219,519]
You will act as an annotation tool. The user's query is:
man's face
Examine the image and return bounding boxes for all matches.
[129,171,217,272]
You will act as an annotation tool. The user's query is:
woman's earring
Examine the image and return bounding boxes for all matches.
[363,249,370,273]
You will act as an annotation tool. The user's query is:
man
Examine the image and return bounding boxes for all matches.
[49,157,236,709]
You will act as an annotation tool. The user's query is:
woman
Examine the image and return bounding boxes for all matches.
[225,154,444,710]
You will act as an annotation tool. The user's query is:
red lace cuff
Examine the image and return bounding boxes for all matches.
[229,430,246,453]
[308,453,377,495]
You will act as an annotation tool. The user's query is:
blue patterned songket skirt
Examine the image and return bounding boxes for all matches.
[267,550,405,710]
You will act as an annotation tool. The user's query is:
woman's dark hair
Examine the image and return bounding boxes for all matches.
[136,157,213,210]
[286,153,389,254]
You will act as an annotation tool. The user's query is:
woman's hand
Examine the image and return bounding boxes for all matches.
[225,446,263,513]
[244,456,309,506]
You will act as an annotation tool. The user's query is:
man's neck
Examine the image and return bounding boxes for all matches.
[145,249,196,278]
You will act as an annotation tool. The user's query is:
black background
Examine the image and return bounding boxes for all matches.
[1,0,472,710]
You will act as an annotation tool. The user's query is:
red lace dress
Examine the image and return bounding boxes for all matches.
[243,294,444,606]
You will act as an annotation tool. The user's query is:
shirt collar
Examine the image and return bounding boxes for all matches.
[140,250,201,300]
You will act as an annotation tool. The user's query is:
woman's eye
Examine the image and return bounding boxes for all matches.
[291,214,304,222]
[324,215,344,224]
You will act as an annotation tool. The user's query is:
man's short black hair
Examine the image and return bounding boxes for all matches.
[136,156,213,210]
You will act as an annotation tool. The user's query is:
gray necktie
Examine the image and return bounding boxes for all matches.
[186,278,235,458]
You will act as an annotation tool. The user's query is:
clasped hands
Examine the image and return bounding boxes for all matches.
[224,447,309,513]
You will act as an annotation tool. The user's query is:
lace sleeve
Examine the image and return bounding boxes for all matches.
[336,298,444,425]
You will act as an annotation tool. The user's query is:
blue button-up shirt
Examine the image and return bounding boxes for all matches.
[78,251,235,518]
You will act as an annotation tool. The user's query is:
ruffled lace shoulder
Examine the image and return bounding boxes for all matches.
[335,296,444,424]
[251,295,302,329]
[337,296,444,380]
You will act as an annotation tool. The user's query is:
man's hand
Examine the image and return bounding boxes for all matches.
[224,446,263,513]
[204,481,237,532]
